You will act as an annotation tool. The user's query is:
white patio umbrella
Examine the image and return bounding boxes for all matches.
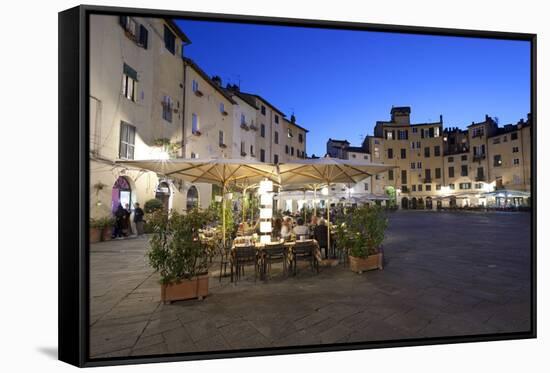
[277,156,395,250]
[279,183,327,220]
[117,158,278,246]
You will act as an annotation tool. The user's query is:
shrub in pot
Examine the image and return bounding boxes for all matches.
[347,206,388,273]
[144,198,164,213]
[89,218,103,243]
[90,217,115,242]
[147,208,212,303]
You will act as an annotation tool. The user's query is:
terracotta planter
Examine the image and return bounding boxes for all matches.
[349,251,383,273]
[161,274,209,304]
[101,226,112,241]
[90,227,102,243]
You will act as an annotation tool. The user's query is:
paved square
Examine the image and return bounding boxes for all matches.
[89,211,531,358]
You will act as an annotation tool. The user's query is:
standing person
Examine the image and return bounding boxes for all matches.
[133,202,145,237]
[112,203,125,239]
[122,203,131,236]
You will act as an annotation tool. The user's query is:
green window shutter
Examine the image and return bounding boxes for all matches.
[123,63,138,81]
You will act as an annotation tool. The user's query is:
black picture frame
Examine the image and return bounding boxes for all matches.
[58,4,537,368]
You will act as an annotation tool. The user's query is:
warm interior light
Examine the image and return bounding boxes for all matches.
[260,221,272,233]
[321,187,329,196]
[260,208,272,219]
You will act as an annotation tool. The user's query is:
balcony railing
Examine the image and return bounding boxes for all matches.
[240,123,250,131]
[475,175,486,182]
[423,178,432,183]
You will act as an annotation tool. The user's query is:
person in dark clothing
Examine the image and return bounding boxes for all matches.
[123,203,132,236]
[314,218,329,259]
[133,202,145,237]
[112,203,126,238]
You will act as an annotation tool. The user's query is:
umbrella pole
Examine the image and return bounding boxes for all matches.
[327,183,331,258]
[242,188,246,224]
[222,182,226,247]
[303,189,307,222]
[313,186,317,218]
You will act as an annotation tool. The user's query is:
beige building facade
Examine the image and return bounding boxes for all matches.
[89,15,309,221]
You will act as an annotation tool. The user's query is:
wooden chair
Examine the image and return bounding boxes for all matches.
[231,245,259,283]
[291,241,319,275]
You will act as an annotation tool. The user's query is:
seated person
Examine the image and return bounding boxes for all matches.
[280,217,291,240]
[313,218,329,259]
[293,217,309,239]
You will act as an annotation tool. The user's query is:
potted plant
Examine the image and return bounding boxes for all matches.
[347,206,388,273]
[89,218,103,243]
[147,209,212,303]
[90,216,115,242]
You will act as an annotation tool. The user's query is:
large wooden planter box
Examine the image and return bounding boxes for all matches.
[349,251,383,273]
[161,274,209,304]
[90,227,102,243]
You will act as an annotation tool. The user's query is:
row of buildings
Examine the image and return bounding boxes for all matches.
[90,15,308,218]
[327,106,532,209]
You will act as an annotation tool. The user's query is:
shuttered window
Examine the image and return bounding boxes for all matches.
[119,122,136,159]
[164,25,176,54]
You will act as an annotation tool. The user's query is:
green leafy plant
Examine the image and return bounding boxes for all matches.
[147,209,212,284]
[144,198,164,213]
[90,216,115,228]
[347,206,388,258]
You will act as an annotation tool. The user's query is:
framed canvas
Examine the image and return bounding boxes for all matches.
[58,4,536,367]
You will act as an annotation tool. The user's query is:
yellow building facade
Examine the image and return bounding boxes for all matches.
[360,107,531,209]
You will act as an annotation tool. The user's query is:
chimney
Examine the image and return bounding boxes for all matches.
[212,75,222,87]
[291,114,296,123]
[485,114,490,121]
[439,114,443,123]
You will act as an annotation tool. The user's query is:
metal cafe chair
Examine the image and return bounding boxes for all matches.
[231,245,259,283]
[291,241,319,275]
[261,243,288,280]
[218,239,232,282]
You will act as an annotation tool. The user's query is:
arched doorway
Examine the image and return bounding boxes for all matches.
[186,185,199,210]
[436,200,442,209]
[112,176,132,213]
[426,197,433,209]
[417,198,424,209]
[401,197,409,209]
[411,197,417,209]
[155,181,171,212]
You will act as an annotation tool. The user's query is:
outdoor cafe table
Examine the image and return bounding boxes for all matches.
[231,239,322,280]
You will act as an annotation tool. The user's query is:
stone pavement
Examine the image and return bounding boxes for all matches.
[89,211,532,358]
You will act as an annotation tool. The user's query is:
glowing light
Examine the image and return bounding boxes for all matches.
[260,221,272,233]
[157,151,170,160]
[259,179,273,194]
[321,187,329,196]
[441,186,451,194]
[260,208,272,219]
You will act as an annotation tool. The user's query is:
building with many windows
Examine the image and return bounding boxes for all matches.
[89,15,308,220]
[330,106,531,209]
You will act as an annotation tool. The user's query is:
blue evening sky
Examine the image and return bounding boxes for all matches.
[175,19,531,157]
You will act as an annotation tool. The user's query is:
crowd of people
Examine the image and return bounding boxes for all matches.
[237,212,332,259]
